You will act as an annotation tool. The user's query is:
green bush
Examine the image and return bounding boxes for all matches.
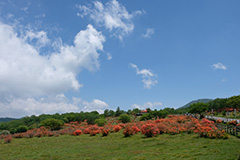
[40,118,63,130]
[16,125,28,133]
[94,118,106,126]
[140,114,150,121]
[119,114,131,123]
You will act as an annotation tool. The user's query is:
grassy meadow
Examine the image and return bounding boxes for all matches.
[0,132,240,160]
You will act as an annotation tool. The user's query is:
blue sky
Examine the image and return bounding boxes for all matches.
[0,0,240,118]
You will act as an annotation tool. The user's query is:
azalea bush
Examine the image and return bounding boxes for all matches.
[73,129,82,136]
[141,123,159,137]
[5,115,231,142]
[101,128,109,136]
[4,136,12,143]
[216,119,222,124]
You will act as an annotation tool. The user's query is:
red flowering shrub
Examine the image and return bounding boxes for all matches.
[84,128,91,134]
[113,125,122,132]
[227,120,237,126]
[101,128,109,136]
[90,130,98,136]
[73,129,83,136]
[141,123,159,137]
[123,126,134,137]
[131,126,140,134]
[4,136,12,143]
[216,119,222,124]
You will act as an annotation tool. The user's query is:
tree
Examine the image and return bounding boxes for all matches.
[109,110,115,117]
[94,118,107,126]
[188,102,208,118]
[226,95,240,109]
[104,109,110,117]
[40,118,63,130]
[119,114,131,123]
[16,125,28,133]
[115,106,121,117]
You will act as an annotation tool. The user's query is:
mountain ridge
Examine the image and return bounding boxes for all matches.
[178,98,213,109]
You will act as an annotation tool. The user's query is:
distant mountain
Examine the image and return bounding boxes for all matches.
[178,99,213,109]
[0,117,17,123]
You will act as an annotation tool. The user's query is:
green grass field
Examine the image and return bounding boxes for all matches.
[0,132,240,160]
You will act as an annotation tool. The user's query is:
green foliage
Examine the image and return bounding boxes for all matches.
[188,102,208,114]
[140,110,168,121]
[140,114,150,121]
[226,95,240,109]
[119,114,131,123]
[40,118,63,130]
[16,125,28,133]
[0,118,16,123]
[115,107,121,117]
[94,118,106,126]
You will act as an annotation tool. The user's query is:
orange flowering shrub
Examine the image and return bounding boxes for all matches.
[4,136,12,143]
[216,119,222,124]
[113,125,122,132]
[141,123,159,137]
[227,120,237,126]
[73,129,83,136]
[101,128,109,136]
[123,125,140,137]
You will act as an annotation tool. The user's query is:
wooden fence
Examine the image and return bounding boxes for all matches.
[216,124,240,136]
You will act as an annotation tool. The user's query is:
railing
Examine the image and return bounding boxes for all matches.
[215,124,240,136]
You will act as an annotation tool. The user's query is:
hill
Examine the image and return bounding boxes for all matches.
[178,98,212,109]
[0,117,17,123]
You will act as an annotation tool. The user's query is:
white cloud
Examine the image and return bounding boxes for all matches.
[0,22,105,98]
[76,0,143,40]
[212,63,227,70]
[73,98,109,114]
[0,96,109,118]
[142,28,154,38]
[129,63,158,89]
[106,52,112,60]
[24,30,50,50]
[131,102,162,110]
[0,96,79,118]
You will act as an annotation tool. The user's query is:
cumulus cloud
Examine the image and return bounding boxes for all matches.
[131,102,162,110]
[0,21,109,117]
[0,22,105,98]
[142,28,154,38]
[76,0,143,40]
[106,52,112,60]
[0,96,109,118]
[24,30,50,50]
[73,98,109,114]
[129,63,158,89]
[212,63,227,70]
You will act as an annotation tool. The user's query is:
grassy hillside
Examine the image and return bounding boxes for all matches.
[1,132,240,160]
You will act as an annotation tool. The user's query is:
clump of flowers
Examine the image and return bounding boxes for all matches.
[4,136,12,143]
[123,126,133,137]
[83,128,91,134]
[113,125,122,132]
[216,119,222,124]
[141,123,159,137]
[73,129,83,136]
[90,130,98,136]
[101,128,109,136]
[227,120,237,126]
